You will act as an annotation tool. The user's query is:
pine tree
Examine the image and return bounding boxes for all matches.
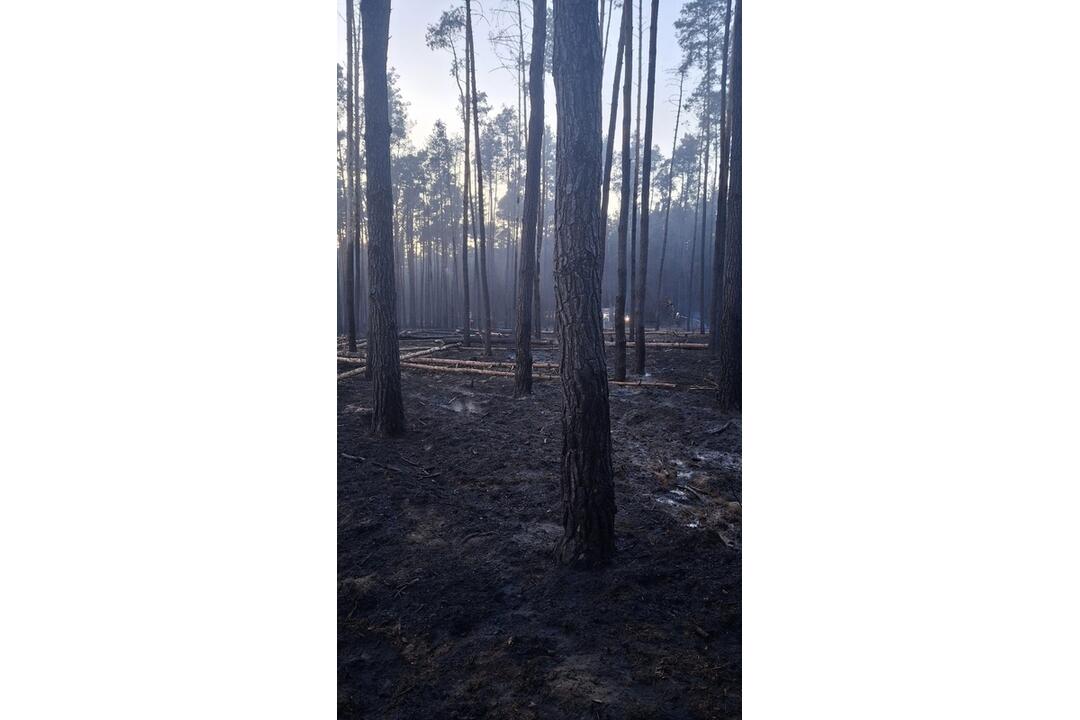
[551,0,616,566]
[360,0,406,436]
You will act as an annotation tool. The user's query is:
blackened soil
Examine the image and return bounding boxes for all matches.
[338,344,740,719]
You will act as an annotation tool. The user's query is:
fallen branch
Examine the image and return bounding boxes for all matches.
[337,366,367,381]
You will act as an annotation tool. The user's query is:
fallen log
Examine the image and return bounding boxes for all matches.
[400,342,461,360]
[337,366,367,380]
[605,341,707,350]
[408,357,559,370]
[609,379,679,389]
[400,361,557,380]
[400,361,681,389]
[339,343,460,365]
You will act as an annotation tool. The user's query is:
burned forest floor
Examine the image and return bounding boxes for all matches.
[338,333,741,719]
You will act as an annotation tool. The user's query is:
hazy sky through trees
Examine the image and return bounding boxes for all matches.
[338,0,690,157]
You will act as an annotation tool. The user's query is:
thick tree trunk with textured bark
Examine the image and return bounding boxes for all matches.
[360,0,405,436]
[613,0,632,382]
[717,1,741,410]
[514,0,546,396]
[466,0,493,356]
[633,0,659,375]
[552,0,616,567]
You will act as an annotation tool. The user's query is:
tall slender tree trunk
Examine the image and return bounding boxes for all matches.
[717,0,741,410]
[654,68,685,329]
[628,0,643,343]
[459,49,472,346]
[360,0,405,436]
[598,16,626,275]
[633,0,659,375]
[513,0,526,333]
[709,0,735,354]
[552,0,615,567]
[406,204,416,328]
[686,153,701,331]
[466,0,493,356]
[533,130,545,341]
[613,0,633,382]
[345,0,359,353]
[601,0,614,69]
[515,0,546,396]
[698,35,715,337]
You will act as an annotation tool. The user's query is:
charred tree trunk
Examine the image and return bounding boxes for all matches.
[466,0,493,356]
[460,46,472,347]
[654,67,685,329]
[686,153,701,331]
[345,0,359,353]
[598,9,626,276]
[514,0,546,396]
[613,0,633,382]
[709,0,735,355]
[552,0,616,567]
[628,0,643,344]
[717,0,741,410]
[360,0,405,436]
[533,130,545,341]
[633,0,659,375]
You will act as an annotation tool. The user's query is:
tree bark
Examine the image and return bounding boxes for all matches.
[654,67,685,329]
[628,0,643,344]
[460,45,472,347]
[552,0,616,567]
[633,0,659,376]
[514,0,546,396]
[466,0,493,356]
[533,129,546,341]
[598,9,626,277]
[613,0,633,382]
[360,0,405,436]
[345,0,359,353]
[698,29,716,336]
[686,152,701,331]
[716,0,741,411]
[709,0,735,354]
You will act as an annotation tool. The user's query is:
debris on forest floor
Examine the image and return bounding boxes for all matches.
[338,346,741,719]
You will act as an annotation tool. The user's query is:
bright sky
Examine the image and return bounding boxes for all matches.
[338,0,699,157]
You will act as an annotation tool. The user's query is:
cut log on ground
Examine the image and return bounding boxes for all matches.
[401,361,555,380]
[610,379,678,389]
[410,357,559,370]
[605,341,707,349]
[338,366,367,380]
[400,361,684,390]
[400,343,461,360]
